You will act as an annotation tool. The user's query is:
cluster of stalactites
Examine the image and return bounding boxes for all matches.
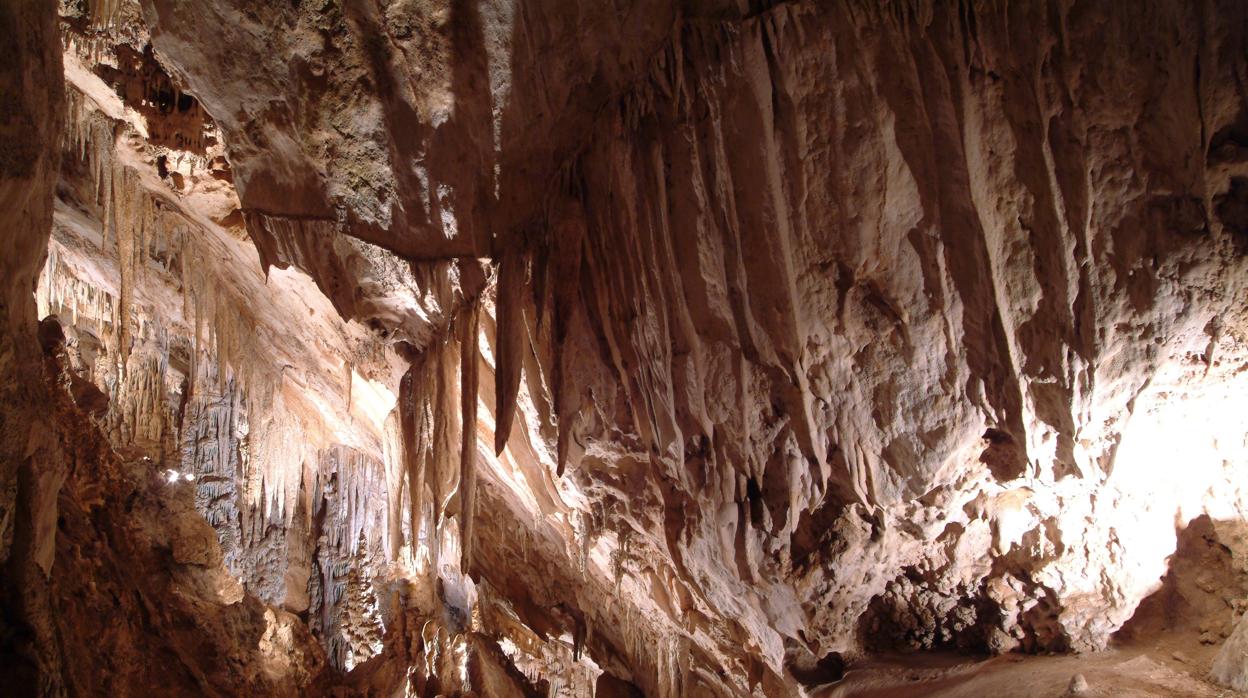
[65,85,156,370]
[310,452,388,670]
[61,81,328,532]
[86,0,127,29]
[387,286,491,582]
[37,245,117,366]
[315,446,388,559]
[53,91,185,462]
[62,32,114,73]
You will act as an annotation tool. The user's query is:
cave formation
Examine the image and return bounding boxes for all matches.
[2,0,1248,696]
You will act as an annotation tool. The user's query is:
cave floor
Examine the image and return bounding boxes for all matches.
[833,634,1233,697]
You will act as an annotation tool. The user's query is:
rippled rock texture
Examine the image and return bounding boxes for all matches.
[3,0,1248,696]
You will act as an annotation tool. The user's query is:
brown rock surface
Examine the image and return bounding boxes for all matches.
[2,0,1248,696]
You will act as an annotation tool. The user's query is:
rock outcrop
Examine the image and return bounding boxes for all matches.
[2,0,1248,696]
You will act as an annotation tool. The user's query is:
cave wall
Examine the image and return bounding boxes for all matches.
[0,0,68,689]
[544,0,1248,662]
[130,0,1248,693]
[3,0,1248,696]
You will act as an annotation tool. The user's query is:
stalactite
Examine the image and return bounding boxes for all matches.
[458,300,480,572]
[431,333,460,529]
[576,509,592,579]
[344,359,353,418]
[400,361,431,559]
[613,528,631,596]
[494,247,525,454]
[382,410,404,561]
[572,616,585,662]
[88,0,125,28]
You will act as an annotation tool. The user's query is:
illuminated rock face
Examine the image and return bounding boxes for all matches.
[3,0,1248,696]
